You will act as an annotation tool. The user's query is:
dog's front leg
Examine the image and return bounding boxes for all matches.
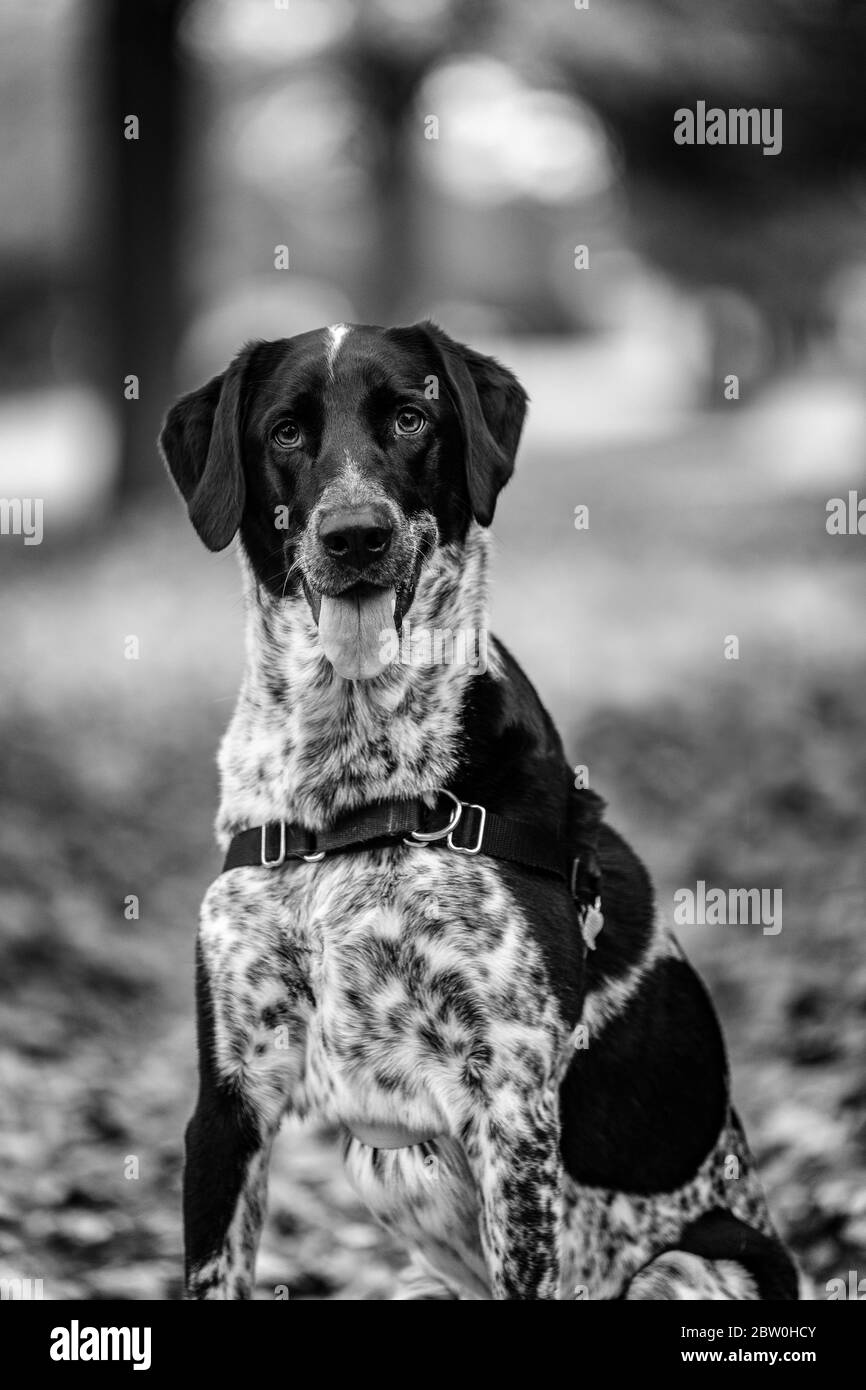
[183,1091,275,1299]
[468,1083,564,1300]
[183,926,299,1300]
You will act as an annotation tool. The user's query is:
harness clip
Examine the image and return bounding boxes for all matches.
[447,802,487,855]
[403,789,463,847]
[260,821,286,868]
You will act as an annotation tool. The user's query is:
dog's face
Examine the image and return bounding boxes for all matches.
[160,321,527,678]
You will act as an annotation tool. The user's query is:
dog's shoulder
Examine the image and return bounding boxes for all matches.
[456,635,568,816]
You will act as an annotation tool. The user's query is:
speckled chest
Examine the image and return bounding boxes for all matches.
[198,841,563,1136]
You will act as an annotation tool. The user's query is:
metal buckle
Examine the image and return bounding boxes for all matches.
[572,853,601,905]
[448,802,486,855]
[300,829,325,863]
[260,823,324,866]
[570,856,581,899]
[403,789,463,847]
[261,822,286,867]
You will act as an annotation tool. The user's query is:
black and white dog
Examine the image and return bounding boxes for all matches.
[161,321,799,1300]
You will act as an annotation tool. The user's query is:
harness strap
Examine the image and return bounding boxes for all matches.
[223,798,432,870]
[221,786,605,932]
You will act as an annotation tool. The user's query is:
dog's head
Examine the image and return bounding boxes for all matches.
[160,321,527,678]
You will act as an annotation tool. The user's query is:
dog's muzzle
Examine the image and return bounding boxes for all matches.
[302,501,407,680]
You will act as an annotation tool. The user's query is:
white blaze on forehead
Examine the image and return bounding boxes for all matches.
[325,322,350,377]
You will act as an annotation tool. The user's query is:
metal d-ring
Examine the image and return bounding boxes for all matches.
[261,821,286,867]
[403,789,463,848]
[447,802,486,855]
[300,829,325,863]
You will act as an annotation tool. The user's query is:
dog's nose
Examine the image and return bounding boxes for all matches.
[318,508,393,569]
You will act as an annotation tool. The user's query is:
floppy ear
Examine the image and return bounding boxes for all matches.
[158,345,255,551]
[421,320,528,527]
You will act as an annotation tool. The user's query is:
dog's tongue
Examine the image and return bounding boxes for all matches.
[317,586,396,679]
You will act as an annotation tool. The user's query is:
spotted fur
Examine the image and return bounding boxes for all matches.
[165,323,800,1301]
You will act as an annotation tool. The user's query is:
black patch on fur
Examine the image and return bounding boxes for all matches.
[675,1208,800,1300]
[560,957,730,1193]
[453,640,587,1026]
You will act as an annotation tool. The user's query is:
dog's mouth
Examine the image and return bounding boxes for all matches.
[305,580,399,680]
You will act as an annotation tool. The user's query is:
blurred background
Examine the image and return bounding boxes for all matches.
[1,0,865,1300]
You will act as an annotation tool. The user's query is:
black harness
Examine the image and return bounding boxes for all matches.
[222,787,605,940]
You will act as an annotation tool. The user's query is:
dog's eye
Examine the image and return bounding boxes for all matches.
[272,420,302,449]
[394,408,426,437]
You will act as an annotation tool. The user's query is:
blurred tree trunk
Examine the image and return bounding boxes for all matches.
[94,0,186,505]
[342,42,424,324]
[344,0,497,324]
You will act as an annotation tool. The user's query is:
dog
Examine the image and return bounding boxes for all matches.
[161,320,800,1300]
